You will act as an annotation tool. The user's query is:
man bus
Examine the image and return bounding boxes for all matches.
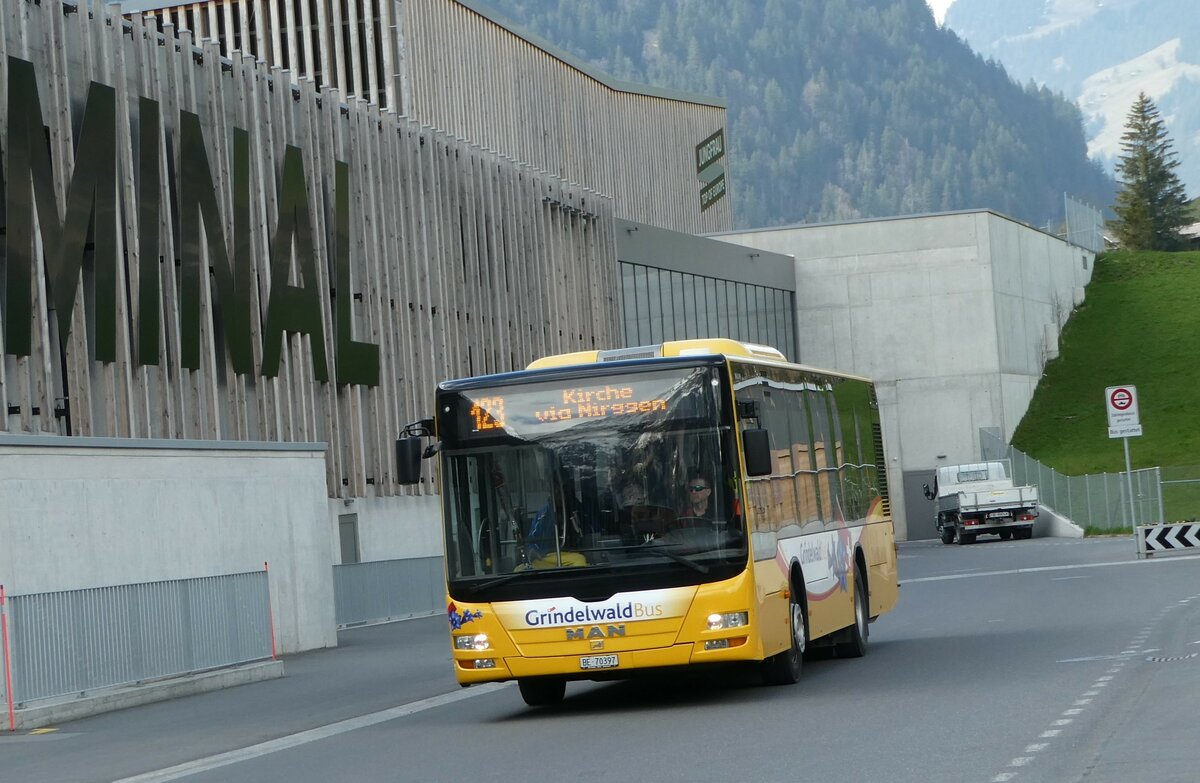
[397,338,899,706]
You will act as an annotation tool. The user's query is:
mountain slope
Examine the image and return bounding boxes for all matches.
[478,0,1115,229]
[946,0,1200,196]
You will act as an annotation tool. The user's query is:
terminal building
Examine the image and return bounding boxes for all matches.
[1,0,1097,689]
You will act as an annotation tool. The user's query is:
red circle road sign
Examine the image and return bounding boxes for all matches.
[1110,388,1133,410]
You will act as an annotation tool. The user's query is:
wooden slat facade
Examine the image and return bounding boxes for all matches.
[0,0,621,498]
[127,0,731,234]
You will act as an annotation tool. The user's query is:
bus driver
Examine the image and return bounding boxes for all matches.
[678,471,716,523]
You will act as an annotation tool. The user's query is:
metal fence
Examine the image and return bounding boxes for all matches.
[1,571,273,709]
[333,557,444,628]
[1160,465,1200,522]
[981,431,1164,530]
[1063,193,1105,253]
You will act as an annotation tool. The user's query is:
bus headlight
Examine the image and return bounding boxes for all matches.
[454,633,491,651]
[706,612,748,631]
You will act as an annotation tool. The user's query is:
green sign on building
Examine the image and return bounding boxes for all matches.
[695,128,726,211]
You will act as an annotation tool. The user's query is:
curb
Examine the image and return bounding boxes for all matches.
[8,659,284,731]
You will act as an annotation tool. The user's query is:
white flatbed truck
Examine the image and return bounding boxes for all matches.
[923,461,1039,545]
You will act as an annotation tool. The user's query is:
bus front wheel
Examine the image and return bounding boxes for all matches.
[517,678,565,707]
[762,585,806,685]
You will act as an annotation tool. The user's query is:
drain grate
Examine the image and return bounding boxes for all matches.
[1145,652,1200,663]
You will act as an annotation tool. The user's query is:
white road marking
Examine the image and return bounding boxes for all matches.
[110,682,514,783]
[989,593,1194,783]
[902,552,1200,584]
[1056,654,1128,663]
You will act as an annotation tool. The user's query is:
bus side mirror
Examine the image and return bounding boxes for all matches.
[396,437,424,485]
[742,428,772,477]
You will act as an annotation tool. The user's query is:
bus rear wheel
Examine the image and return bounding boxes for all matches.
[762,586,806,685]
[517,678,565,707]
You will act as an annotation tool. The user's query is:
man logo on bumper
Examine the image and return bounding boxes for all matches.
[567,624,626,641]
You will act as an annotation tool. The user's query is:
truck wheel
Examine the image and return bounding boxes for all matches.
[762,582,806,685]
[834,566,869,658]
[958,532,976,545]
[518,678,566,707]
[999,530,1013,541]
[1017,527,1033,540]
[940,527,955,545]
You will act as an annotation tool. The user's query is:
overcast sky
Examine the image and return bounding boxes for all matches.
[926,0,954,25]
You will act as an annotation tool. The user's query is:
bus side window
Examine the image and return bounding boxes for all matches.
[779,384,810,530]
[758,388,794,534]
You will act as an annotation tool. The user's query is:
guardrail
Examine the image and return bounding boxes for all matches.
[1,570,274,721]
[333,557,443,628]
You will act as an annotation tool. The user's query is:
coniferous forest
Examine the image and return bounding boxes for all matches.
[481,0,1117,230]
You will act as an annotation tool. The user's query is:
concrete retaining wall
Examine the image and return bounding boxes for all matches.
[0,436,336,654]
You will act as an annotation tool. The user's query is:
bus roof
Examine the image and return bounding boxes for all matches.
[525,339,788,369]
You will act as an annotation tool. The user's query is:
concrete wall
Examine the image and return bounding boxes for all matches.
[328,494,445,564]
[0,437,335,654]
[325,494,446,617]
[987,216,1093,433]
[714,211,1095,540]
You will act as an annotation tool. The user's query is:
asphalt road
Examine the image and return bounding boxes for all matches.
[4,536,1199,783]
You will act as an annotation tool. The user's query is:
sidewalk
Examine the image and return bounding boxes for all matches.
[1,615,457,783]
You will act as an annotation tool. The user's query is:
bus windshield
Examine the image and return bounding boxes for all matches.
[437,364,746,601]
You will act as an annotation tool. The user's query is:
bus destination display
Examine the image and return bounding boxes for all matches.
[446,368,714,441]
[469,384,667,434]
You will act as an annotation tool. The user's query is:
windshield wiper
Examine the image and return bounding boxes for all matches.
[640,542,709,573]
[468,569,542,592]
[469,559,605,591]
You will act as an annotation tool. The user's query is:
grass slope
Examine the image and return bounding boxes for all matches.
[1011,250,1200,476]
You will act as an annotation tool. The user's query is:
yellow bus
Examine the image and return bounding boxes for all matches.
[397,338,899,706]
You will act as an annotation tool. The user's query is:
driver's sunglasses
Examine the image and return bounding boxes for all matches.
[688,484,709,492]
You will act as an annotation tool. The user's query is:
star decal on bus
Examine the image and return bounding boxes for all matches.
[448,602,483,630]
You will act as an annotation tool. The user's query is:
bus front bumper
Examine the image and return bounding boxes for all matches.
[454,639,760,684]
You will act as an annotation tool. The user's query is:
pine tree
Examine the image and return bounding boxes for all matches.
[1112,93,1190,250]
